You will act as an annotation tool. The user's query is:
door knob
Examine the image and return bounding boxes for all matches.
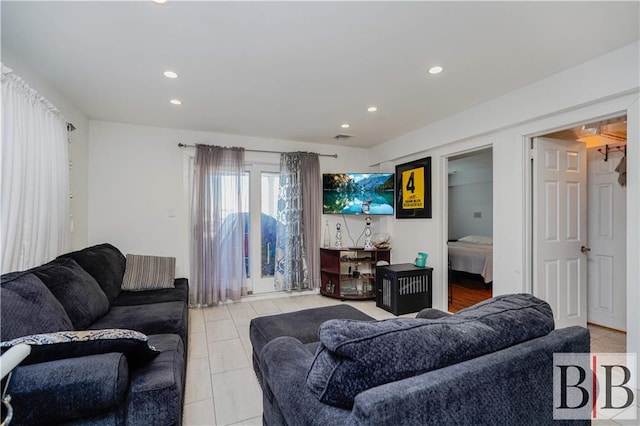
[581,246,591,253]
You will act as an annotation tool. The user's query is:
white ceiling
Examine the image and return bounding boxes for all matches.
[2,1,639,148]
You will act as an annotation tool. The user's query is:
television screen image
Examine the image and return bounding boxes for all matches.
[323,173,394,215]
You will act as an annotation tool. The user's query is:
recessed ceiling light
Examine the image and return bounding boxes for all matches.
[163,70,178,79]
[152,0,169,4]
[429,66,443,75]
[367,106,378,112]
[341,123,350,129]
[170,99,182,105]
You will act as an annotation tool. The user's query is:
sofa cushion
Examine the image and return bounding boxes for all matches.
[250,305,374,388]
[58,243,126,302]
[250,305,375,360]
[0,272,74,340]
[112,278,189,306]
[88,301,188,345]
[32,257,110,329]
[0,329,160,367]
[121,254,176,291]
[306,293,554,408]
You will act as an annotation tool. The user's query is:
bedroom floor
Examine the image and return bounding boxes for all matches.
[183,294,635,426]
[448,271,492,312]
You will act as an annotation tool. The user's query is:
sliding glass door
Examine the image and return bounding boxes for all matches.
[247,165,280,294]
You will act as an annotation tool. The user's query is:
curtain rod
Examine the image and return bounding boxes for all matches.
[177,143,337,158]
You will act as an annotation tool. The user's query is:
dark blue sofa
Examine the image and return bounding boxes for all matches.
[0,244,188,425]
[253,294,590,425]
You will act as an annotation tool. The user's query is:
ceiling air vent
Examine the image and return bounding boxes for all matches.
[334,133,354,140]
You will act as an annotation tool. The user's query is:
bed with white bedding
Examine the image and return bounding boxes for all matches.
[448,235,493,283]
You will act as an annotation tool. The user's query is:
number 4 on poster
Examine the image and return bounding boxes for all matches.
[402,167,424,209]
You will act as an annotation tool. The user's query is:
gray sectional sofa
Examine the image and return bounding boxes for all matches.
[0,243,188,425]
[251,294,590,425]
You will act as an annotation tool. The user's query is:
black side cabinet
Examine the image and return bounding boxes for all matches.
[376,263,433,315]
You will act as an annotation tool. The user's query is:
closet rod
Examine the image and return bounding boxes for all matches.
[177,143,337,158]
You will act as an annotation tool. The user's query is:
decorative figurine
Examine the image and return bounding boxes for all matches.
[334,223,342,248]
[323,220,331,248]
[363,216,374,250]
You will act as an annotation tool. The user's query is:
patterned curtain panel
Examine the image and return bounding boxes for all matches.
[275,152,320,291]
[190,144,247,306]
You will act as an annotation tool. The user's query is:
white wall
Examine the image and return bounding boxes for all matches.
[371,41,639,367]
[377,43,638,287]
[448,168,493,239]
[384,134,506,308]
[448,182,493,240]
[88,120,379,278]
[2,48,90,250]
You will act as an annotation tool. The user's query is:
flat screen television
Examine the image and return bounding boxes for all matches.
[323,173,394,215]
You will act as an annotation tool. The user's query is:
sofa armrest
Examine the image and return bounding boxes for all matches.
[7,352,129,425]
[260,337,354,426]
[415,308,451,319]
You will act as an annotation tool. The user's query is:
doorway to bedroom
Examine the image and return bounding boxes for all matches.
[446,148,493,312]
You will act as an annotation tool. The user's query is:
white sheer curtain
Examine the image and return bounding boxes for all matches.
[190,144,247,306]
[1,65,70,273]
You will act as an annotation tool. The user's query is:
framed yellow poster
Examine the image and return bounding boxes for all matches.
[395,157,432,218]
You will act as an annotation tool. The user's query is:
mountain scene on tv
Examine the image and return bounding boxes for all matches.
[323,173,394,215]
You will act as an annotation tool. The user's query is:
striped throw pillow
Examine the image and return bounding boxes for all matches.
[121,254,176,291]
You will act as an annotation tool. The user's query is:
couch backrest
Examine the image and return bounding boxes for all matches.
[31,257,110,329]
[1,271,74,340]
[58,243,126,303]
[350,326,590,426]
[307,293,555,408]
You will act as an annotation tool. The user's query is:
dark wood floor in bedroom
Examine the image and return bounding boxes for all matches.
[448,271,492,313]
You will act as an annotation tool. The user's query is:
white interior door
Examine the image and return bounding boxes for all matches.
[587,145,627,331]
[533,137,587,329]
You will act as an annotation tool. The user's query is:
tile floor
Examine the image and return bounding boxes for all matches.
[182,294,636,426]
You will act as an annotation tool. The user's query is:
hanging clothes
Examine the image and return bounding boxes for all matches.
[615,155,627,186]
